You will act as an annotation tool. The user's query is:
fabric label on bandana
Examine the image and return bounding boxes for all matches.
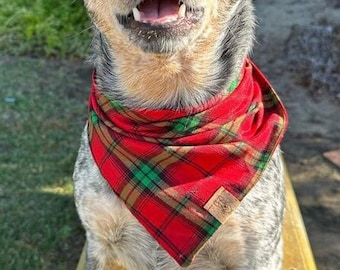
[204,187,240,224]
[87,59,288,266]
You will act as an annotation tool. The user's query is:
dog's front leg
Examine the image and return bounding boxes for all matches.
[86,233,108,270]
[74,127,159,270]
[85,231,125,270]
[74,127,125,269]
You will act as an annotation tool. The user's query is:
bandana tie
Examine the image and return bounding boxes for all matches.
[88,59,288,266]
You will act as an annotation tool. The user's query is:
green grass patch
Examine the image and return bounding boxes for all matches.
[0,56,92,269]
[0,0,91,58]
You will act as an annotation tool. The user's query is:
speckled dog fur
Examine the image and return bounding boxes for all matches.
[73,0,285,269]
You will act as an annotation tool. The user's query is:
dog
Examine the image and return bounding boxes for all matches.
[73,0,288,269]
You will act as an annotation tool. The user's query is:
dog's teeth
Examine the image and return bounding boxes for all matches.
[178,4,186,18]
[132,8,141,22]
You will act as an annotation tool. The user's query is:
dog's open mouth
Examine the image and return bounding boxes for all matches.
[115,0,204,53]
[117,0,204,29]
[133,0,187,24]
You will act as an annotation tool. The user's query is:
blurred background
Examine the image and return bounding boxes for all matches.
[0,0,339,269]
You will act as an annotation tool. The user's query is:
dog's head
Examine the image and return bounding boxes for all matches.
[84,0,255,109]
[84,0,250,54]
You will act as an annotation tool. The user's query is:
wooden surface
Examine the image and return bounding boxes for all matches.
[282,163,317,270]
[76,163,317,270]
[76,242,86,270]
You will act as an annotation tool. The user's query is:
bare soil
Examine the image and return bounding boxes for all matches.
[253,0,340,269]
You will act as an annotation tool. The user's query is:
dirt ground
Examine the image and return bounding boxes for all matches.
[253,0,340,269]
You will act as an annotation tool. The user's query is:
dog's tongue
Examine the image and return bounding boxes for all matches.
[139,0,179,23]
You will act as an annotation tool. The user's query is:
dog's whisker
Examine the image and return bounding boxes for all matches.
[68,26,93,39]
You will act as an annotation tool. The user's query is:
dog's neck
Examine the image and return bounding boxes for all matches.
[90,0,255,110]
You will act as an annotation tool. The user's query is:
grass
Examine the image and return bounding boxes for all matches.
[0,1,92,267]
[0,56,92,269]
[0,0,91,58]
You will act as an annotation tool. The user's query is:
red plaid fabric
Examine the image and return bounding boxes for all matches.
[88,59,288,266]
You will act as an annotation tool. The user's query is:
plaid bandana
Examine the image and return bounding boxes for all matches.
[88,59,288,266]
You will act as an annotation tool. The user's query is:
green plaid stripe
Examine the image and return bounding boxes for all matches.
[172,116,201,134]
[90,110,99,124]
[228,80,239,92]
[132,162,162,189]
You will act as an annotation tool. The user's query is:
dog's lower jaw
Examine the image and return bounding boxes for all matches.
[90,0,255,110]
